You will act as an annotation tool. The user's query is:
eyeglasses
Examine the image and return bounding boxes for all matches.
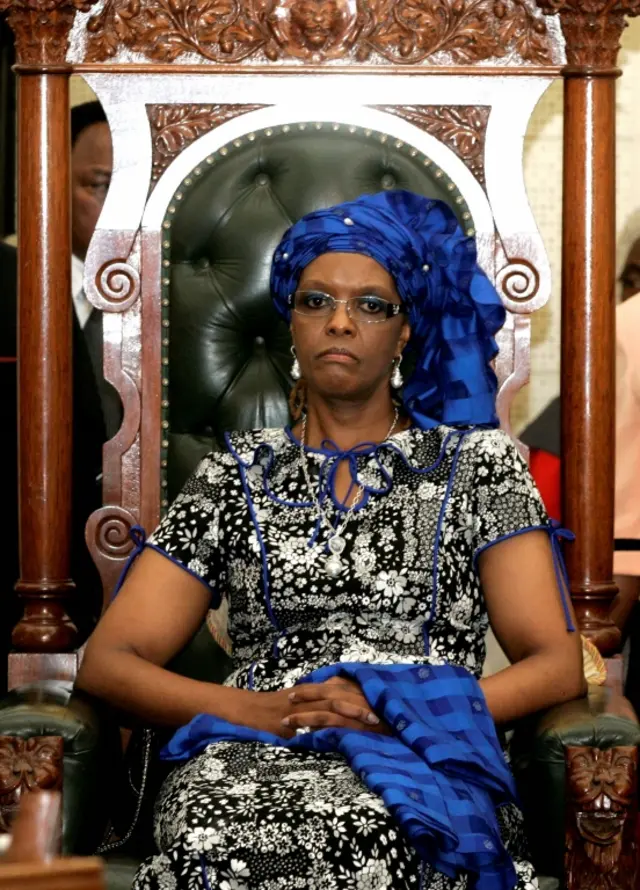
[290,290,405,323]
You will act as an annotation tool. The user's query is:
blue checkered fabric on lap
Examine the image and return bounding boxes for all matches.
[162,663,518,890]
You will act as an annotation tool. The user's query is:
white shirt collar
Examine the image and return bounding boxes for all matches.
[71,254,93,329]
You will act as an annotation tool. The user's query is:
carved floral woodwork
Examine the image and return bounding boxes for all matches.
[83,0,556,66]
[148,104,266,183]
[0,0,96,66]
[565,746,638,890]
[536,0,640,70]
[0,737,63,833]
[376,105,489,186]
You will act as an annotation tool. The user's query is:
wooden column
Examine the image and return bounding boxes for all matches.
[0,1,95,678]
[537,0,639,654]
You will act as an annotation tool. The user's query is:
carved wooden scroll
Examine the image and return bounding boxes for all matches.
[81,0,558,67]
[565,746,638,890]
[0,737,63,834]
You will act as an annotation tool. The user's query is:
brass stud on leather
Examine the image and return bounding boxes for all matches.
[265,129,273,137]
[161,460,168,468]
[162,277,170,286]
[220,147,228,156]
[447,182,455,191]
[348,126,356,133]
[456,196,464,205]
[162,299,169,307]
[163,259,170,268]
[163,241,170,248]
[162,499,169,508]
[410,149,418,157]
[234,139,242,147]
[162,378,169,386]
[379,134,388,143]
[467,228,476,236]
[298,123,306,130]
[162,338,169,346]
[314,123,322,130]
[282,125,290,133]
[423,158,431,166]
[185,178,192,185]
[161,400,169,408]
[206,155,215,164]
[462,212,471,220]
[248,133,256,141]
[194,167,201,176]
[332,123,340,131]
[395,140,403,149]
[162,420,169,429]
[162,439,169,448]
[435,170,443,179]
[162,221,171,229]
[162,319,170,328]
[162,357,169,365]
[168,206,176,214]
[364,129,371,137]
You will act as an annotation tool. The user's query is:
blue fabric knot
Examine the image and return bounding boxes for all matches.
[270,191,506,431]
[111,525,147,600]
[162,662,518,890]
[548,519,576,632]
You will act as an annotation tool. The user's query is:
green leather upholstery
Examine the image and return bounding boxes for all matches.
[0,681,120,855]
[511,686,640,879]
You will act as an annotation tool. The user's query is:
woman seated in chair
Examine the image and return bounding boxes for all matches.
[77,190,585,890]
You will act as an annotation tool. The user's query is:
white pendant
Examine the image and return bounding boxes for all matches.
[325,554,343,577]
[328,535,346,555]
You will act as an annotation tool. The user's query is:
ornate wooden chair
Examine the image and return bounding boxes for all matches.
[1,2,640,889]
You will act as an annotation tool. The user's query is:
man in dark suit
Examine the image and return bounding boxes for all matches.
[1,101,117,664]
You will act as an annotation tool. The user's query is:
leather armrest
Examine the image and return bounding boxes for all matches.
[0,680,121,855]
[510,686,640,878]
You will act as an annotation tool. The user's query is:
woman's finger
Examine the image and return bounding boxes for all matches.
[282,710,367,732]
[288,680,359,703]
[289,697,379,725]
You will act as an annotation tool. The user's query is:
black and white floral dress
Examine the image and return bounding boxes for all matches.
[133,425,548,890]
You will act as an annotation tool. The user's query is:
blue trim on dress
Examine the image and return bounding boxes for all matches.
[474,522,576,632]
[226,426,463,516]
[199,854,213,890]
[109,526,220,606]
[111,525,147,599]
[423,431,469,653]
[235,461,281,634]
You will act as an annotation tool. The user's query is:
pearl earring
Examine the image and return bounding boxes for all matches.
[291,345,301,381]
[391,356,403,390]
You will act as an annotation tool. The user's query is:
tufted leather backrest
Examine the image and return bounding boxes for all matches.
[165,126,473,500]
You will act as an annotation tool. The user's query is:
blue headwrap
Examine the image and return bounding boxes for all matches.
[270,190,506,430]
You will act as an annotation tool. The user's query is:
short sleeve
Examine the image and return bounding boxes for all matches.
[147,452,234,597]
[465,428,550,557]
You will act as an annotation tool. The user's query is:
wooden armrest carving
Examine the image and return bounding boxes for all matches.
[566,746,638,890]
[0,737,63,834]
